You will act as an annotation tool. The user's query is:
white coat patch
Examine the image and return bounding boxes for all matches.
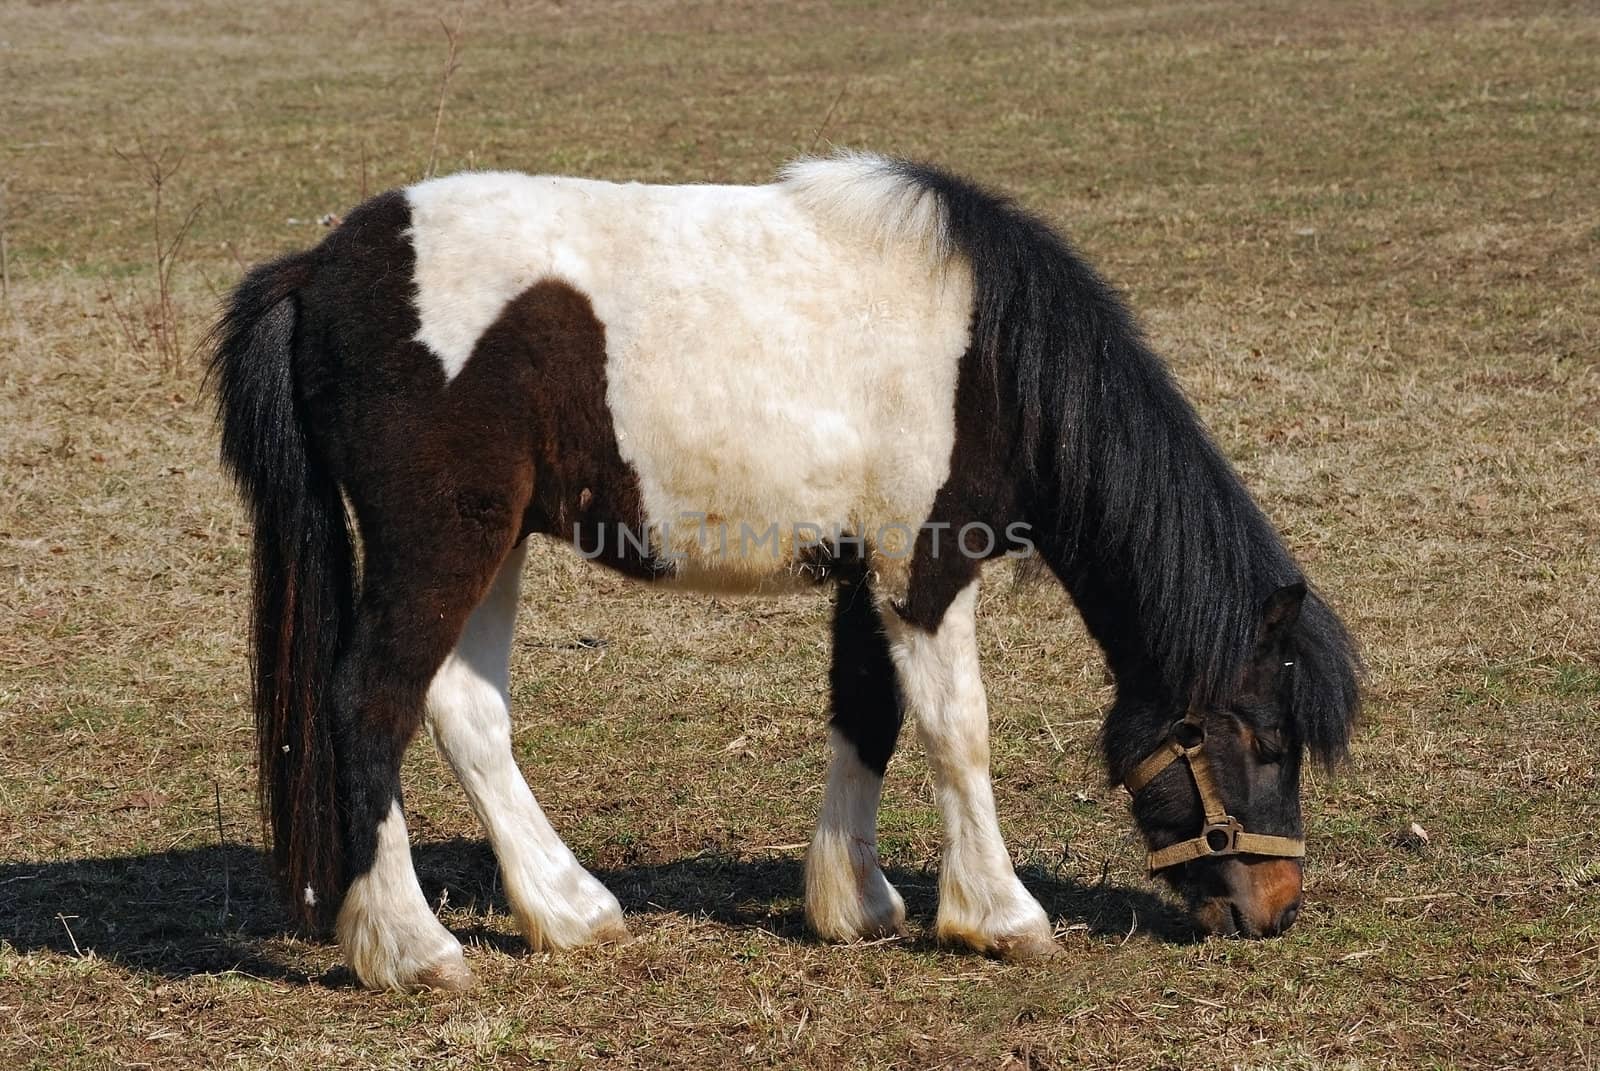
[404,155,974,595]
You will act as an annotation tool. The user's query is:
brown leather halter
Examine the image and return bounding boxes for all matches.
[1123,711,1305,872]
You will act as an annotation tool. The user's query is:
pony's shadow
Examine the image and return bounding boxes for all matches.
[0,840,1193,982]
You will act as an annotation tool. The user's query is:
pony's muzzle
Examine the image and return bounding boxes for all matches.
[1190,856,1304,938]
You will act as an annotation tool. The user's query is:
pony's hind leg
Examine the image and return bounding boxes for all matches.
[331,494,524,992]
[883,579,1057,960]
[805,570,908,941]
[424,541,629,952]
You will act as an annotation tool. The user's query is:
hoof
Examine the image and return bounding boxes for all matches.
[520,905,632,953]
[806,892,908,945]
[811,912,908,945]
[804,839,908,943]
[411,952,478,993]
[854,912,909,942]
[934,877,1056,961]
[987,928,1062,962]
[937,920,1060,962]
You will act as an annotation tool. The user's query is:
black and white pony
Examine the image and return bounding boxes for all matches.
[210,152,1360,991]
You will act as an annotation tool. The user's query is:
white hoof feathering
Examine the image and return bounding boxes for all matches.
[336,801,474,991]
[806,733,906,941]
[934,868,1058,961]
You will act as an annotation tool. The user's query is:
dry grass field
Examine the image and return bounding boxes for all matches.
[3,1,1598,1067]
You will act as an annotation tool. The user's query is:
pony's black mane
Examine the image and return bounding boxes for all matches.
[894,160,1360,761]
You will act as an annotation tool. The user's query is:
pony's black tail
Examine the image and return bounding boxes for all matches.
[207,252,352,931]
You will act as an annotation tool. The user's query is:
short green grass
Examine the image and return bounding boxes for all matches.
[2,1,1597,1067]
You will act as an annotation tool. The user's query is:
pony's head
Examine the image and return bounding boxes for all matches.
[1105,582,1360,938]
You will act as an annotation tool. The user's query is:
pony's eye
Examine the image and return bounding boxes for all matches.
[1253,733,1285,764]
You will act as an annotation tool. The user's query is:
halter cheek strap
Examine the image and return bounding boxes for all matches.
[1123,713,1305,873]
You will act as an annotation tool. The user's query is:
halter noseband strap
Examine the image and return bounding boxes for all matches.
[1123,712,1305,872]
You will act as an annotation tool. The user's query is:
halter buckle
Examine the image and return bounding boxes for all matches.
[1172,716,1204,751]
[1200,817,1244,856]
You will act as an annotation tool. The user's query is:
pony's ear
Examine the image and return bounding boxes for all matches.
[1240,583,1307,698]
[1258,582,1307,646]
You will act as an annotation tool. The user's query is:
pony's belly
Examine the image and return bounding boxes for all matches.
[565,502,919,596]
[640,510,923,597]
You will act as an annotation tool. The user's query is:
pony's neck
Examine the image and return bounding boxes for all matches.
[1048,545,1179,705]
[1021,340,1292,717]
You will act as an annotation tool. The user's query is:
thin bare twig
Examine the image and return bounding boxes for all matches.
[214,780,231,926]
[112,138,206,375]
[220,239,249,274]
[57,914,83,957]
[159,200,203,366]
[1040,705,1065,753]
[0,181,10,303]
[425,6,466,179]
[103,286,147,357]
[807,83,848,154]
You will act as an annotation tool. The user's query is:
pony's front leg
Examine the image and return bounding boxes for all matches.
[424,543,629,954]
[883,580,1057,960]
[805,574,907,941]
